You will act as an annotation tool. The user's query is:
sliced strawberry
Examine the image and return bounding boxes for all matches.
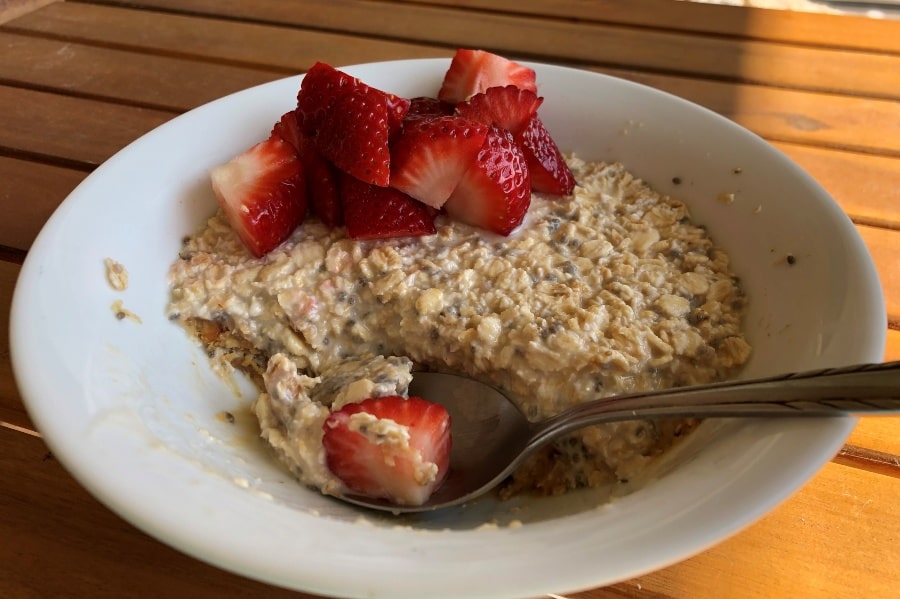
[341,175,436,240]
[272,112,344,226]
[444,126,531,236]
[299,135,343,227]
[272,109,304,154]
[454,85,543,136]
[404,96,455,123]
[315,84,392,186]
[386,94,412,140]
[438,49,537,104]
[322,395,452,506]
[296,62,348,135]
[297,61,409,139]
[210,132,307,257]
[515,115,576,195]
[390,116,488,209]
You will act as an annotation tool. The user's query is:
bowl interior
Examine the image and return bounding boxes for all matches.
[10,59,884,598]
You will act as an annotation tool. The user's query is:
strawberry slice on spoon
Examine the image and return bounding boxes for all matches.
[323,395,452,506]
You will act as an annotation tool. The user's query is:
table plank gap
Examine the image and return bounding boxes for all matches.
[0,406,37,435]
[834,444,900,479]
[0,245,26,264]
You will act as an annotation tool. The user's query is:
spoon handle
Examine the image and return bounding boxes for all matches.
[531,361,900,445]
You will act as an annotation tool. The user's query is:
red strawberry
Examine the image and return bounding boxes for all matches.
[515,115,576,195]
[315,84,392,186]
[386,93,412,140]
[444,126,531,236]
[272,110,344,226]
[210,132,307,257]
[323,395,452,506]
[438,49,537,104]
[454,85,543,136]
[341,175,436,240]
[299,135,343,227]
[297,61,409,139]
[404,96,455,123]
[272,109,304,154]
[390,116,488,209]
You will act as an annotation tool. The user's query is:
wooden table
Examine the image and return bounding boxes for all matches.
[1,1,898,597]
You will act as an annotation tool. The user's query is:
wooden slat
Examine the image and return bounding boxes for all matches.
[772,141,900,230]
[0,427,312,598]
[65,0,900,99]
[857,225,900,325]
[399,0,900,54]
[0,0,56,25]
[0,156,85,250]
[0,85,175,166]
[0,31,281,112]
[0,261,27,424]
[3,8,899,161]
[598,66,900,157]
[1,2,450,72]
[610,461,900,598]
[848,418,900,458]
[886,328,900,361]
[834,445,900,479]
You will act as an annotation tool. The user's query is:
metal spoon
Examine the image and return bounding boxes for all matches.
[336,361,900,513]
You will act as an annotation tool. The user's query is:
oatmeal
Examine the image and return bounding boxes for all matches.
[168,158,751,500]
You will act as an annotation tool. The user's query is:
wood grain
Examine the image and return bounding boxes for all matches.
[0,85,175,166]
[397,0,900,54]
[857,225,900,324]
[0,261,26,422]
[0,156,85,250]
[3,7,898,158]
[0,427,312,599]
[0,31,282,111]
[597,66,900,157]
[0,0,56,25]
[614,462,900,598]
[771,141,900,229]
[67,0,900,98]
[886,328,900,361]
[2,2,450,71]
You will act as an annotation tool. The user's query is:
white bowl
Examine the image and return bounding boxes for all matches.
[10,59,885,598]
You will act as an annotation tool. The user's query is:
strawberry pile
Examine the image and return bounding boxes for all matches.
[323,395,452,506]
[211,48,575,257]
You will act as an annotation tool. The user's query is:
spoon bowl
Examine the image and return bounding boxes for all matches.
[337,362,900,513]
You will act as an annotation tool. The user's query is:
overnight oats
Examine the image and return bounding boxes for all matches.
[167,50,751,507]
